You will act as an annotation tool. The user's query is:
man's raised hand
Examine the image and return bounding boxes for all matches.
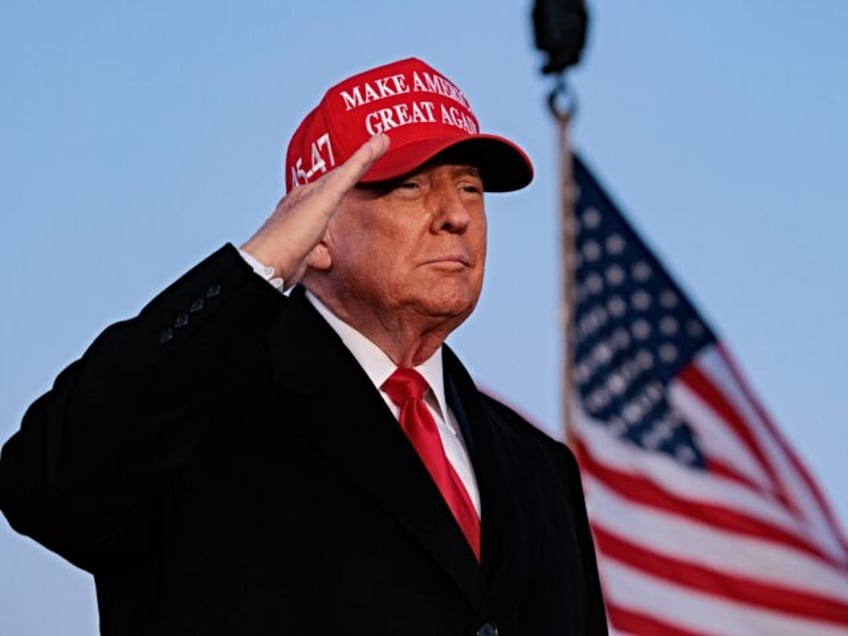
[240,134,389,287]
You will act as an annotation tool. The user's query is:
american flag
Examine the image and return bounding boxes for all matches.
[569,154,848,635]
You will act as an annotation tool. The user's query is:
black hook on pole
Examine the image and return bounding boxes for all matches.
[533,0,588,123]
[532,0,588,76]
[548,73,577,123]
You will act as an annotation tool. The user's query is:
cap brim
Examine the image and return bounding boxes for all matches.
[359,135,533,193]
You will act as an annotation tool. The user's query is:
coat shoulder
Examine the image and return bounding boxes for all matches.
[477,392,578,467]
[474,393,587,511]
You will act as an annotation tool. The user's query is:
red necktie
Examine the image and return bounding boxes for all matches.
[382,368,481,561]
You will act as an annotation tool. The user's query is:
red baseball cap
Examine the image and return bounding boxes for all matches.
[285,57,533,193]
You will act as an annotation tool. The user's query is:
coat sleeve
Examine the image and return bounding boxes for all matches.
[0,244,285,573]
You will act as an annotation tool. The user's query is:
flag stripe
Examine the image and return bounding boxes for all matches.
[569,154,848,634]
[697,346,848,559]
[668,380,775,494]
[678,363,789,506]
[594,525,848,624]
[716,344,848,555]
[705,456,771,495]
[605,604,709,636]
[601,558,848,636]
[692,351,816,526]
[576,398,809,532]
[585,475,848,600]
[577,435,831,561]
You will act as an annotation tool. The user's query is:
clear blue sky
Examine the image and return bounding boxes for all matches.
[1,1,846,633]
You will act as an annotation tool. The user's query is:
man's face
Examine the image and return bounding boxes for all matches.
[321,162,487,331]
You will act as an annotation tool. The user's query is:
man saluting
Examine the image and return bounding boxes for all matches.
[0,57,607,635]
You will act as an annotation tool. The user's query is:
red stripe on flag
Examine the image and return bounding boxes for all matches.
[705,455,777,498]
[606,603,711,636]
[576,438,832,563]
[716,344,848,556]
[595,526,848,626]
[570,154,848,634]
[678,363,792,510]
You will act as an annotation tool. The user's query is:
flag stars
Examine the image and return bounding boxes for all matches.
[577,317,591,339]
[637,386,660,410]
[605,233,626,255]
[592,342,614,365]
[623,401,645,424]
[583,240,602,262]
[612,328,630,350]
[592,305,609,327]
[632,290,652,311]
[640,432,657,449]
[607,296,627,317]
[642,418,677,450]
[622,357,644,384]
[636,350,654,370]
[640,429,661,450]
[660,316,679,336]
[645,381,664,402]
[608,417,627,437]
[605,264,625,286]
[674,445,697,466]
[660,343,679,363]
[586,273,604,294]
[606,372,628,396]
[575,361,592,384]
[632,261,652,282]
[582,207,602,229]
[576,335,646,398]
[571,161,713,470]
[660,290,679,309]
[632,319,652,340]
[578,306,608,338]
[586,387,611,411]
[654,419,675,438]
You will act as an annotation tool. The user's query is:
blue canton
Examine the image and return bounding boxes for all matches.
[571,155,715,467]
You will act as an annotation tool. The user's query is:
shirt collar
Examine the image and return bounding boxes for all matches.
[305,290,449,421]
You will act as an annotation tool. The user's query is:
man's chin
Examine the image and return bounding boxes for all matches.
[411,294,478,325]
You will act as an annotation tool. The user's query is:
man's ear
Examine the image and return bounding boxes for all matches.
[305,242,332,271]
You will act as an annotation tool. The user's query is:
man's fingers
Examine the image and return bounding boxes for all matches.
[239,134,390,284]
[321,134,390,194]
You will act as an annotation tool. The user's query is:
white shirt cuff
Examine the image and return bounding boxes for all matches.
[237,248,285,291]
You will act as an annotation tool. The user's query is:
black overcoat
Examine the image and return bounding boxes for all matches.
[0,245,607,635]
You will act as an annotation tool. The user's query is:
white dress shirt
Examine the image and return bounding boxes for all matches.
[306,291,481,517]
[238,249,480,517]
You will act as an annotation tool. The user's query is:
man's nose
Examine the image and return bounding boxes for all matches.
[431,187,472,234]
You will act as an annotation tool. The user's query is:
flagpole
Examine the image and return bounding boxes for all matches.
[550,79,577,448]
[530,0,587,448]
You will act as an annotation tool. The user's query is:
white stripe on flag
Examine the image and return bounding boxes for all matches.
[585,474,848,602]
[602,558,848,636]
[695,346,847,560]
[577,410,813,534]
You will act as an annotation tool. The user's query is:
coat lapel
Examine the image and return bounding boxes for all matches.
[265,289,484,605]
[443,346,539,607]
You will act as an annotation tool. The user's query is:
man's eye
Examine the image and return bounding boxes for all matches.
[460,183,483,195]
[391,180,424,196]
